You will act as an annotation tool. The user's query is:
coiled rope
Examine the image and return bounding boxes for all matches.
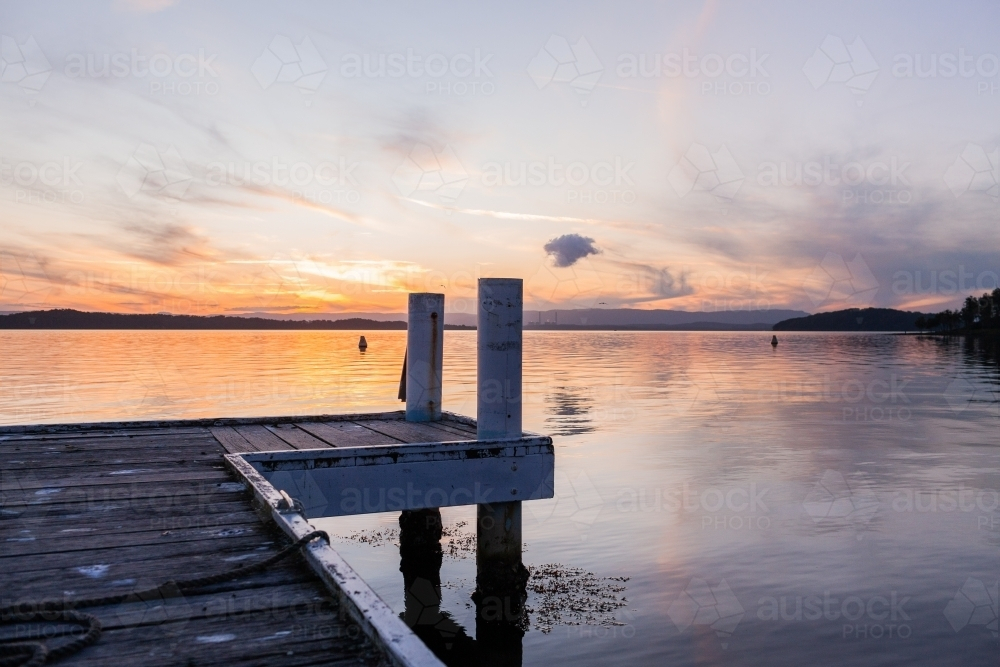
[0,530,329,667]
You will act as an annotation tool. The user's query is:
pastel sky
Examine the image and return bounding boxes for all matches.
[1,0,998,317]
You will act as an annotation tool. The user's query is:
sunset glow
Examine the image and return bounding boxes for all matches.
[2,1,998,317]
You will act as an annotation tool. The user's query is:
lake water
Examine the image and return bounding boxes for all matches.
[2,330,998,665]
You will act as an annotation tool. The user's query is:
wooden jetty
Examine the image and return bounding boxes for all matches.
[0,280,553,667]
[0,413,496,666]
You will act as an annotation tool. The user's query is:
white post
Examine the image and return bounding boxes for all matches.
[405,292,444,422]
[475,279,527,633]
[477,279,522,440]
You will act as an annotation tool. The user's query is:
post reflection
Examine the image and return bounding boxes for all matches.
[398,508,527,667]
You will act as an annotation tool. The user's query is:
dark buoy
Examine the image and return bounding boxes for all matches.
[771,335,778,346]
[358,335,368,350]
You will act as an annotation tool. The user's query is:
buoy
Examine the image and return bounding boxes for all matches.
[359,335,368,350]
[771,335,778,346]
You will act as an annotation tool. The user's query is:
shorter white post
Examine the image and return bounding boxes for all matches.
[405,293,444,422]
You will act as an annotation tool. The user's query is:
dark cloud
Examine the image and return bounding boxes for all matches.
[544,234,600,267]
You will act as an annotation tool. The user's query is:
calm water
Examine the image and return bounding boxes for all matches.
[2,330,998,665]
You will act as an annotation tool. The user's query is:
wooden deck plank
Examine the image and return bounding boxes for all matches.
[3,550,316,599]
[234,425,295,452]
[3,516,270,557]
[7,496,251,521]
[357,419,468,444]
[0,426,210,441]
[2,454,227,476]
[5,468,232,491]
[0,430,218,446]
[0,581,325,637]
[1,532,280,574]
[2,437,222,454]
[211,425,256,454]
[422,420,477,438]
[56,612,376,667]
[1,449,225,471]
[265,423,333,450]
[6,487,247,518]
[296,421,404,447]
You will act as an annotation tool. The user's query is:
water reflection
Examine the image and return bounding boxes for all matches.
[544,386,595,436]
[4,330,1000,665]
[399,508,527,666]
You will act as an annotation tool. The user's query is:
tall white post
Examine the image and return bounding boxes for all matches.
[475,278,526,642]
[477,279,522,440]
[405,292,444,422]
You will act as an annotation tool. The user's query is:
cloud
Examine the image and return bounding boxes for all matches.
[609,260,694,302]
[119,222,216,266]
[544,234,600,267]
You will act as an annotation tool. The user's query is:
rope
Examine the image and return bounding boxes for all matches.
[0,530,329,667]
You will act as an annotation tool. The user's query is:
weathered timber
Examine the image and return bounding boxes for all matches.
[233,425,295,452]
[295,421,402,447]
[264,424,333,450]
[3,516,270,557]
[354,419,467,445]
[209,426,256,453]
[420,420,478,438]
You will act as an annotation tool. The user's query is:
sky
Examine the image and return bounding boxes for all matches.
[1,0,998,317]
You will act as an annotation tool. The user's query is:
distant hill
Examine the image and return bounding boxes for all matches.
[524,322,774,331]
[0,308,817,331]
[772,308,927,331]
[0,309,472,330]
[524,308,808,329]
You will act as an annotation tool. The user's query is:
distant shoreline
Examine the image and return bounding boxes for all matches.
[4,308,996,335]
[0,309,473,331]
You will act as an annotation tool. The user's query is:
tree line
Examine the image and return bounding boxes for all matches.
[915,289,1000,332]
